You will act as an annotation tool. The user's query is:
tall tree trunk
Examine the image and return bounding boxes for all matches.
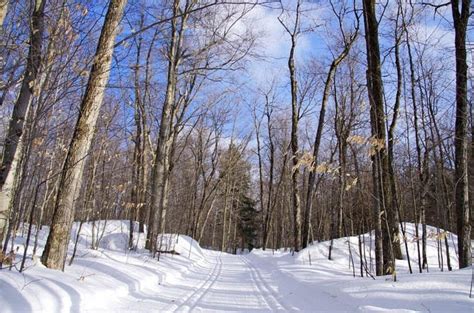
[470,47,474,266]
[417,74,430,270]
[138,28,157,234]
[147,0,188,253]
[303,47,355,248]
[129,25,144,249]
[335,100,347,239]
[362,0,394,276]
[451,0,471,269]
[279,0,302,252]
[41,0,127,270]
[263,100,276,249]
[253,109,265,248]
[428,99,453,271]
[262,96,275,249]
[0,0,45,250]
[289,38,301,252]
[302,3,358,249]
[387,4,403,260]
[221,177,230,252]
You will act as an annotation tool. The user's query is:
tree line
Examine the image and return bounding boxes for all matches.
[0,0,471,277]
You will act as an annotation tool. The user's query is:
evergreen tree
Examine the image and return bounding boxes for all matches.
[237,194,259,252]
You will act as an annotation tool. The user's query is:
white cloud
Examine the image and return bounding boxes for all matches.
[230,3,323,87]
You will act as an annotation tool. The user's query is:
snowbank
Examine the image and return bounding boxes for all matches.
[295,223,462,274]
[157,234,204,261]
[0,221,472,312]
[0,220,208,313]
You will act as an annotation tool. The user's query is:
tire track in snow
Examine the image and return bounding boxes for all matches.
[240,255,294,312]
[170,252,223,312]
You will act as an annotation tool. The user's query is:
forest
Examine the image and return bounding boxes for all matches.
[0,0,472,288]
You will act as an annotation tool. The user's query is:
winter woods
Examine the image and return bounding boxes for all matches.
[0,0,471,278]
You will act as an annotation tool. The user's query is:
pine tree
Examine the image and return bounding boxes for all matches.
[237,195,259,252]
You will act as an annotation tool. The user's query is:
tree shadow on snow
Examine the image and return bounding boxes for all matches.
[0,280,33,312]
[75,259,178,306]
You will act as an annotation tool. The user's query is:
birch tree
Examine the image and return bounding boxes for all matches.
[0,0,46,250]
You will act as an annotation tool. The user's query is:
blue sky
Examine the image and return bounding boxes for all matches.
[91,0,468,153]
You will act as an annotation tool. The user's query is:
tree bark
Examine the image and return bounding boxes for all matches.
[387,4,403,260]
[0,0,7,28]
[362,0,395,276]
[278,0,302,252]
[41,0,127,270]
[302,44,355,249]
[262,95,275,249]
[451,0,471,269]
[289,34,302,252]
[253,108,265,247]
[0,0,45,250]
[129,25,144,250]
[147,0,188,253]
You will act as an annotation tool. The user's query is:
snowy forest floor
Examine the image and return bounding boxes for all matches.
[0,221,473,312]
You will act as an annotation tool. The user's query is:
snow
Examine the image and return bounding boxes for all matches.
[0,221,472,312]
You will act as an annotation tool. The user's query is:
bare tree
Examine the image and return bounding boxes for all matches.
[146,0,189,253]
[302,0,359,249]
[451,0,472,269]
[41,0,127,270]
[278,0,302,252]
[0,0,46,250]
[362,0,395,277]
[129,13,146,250]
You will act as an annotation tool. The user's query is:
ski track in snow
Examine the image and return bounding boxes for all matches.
[166,252,292,312]
[107,248,295,312]
[169,253,223,312]
[240,255,293,311]
[1,221,473,313]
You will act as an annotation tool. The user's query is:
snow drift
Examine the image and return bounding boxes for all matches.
[0,220,472,312]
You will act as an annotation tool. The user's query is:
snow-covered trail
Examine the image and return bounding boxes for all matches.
[112,251,297,312]
[1,221,473,312]
[111,247,473,313]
